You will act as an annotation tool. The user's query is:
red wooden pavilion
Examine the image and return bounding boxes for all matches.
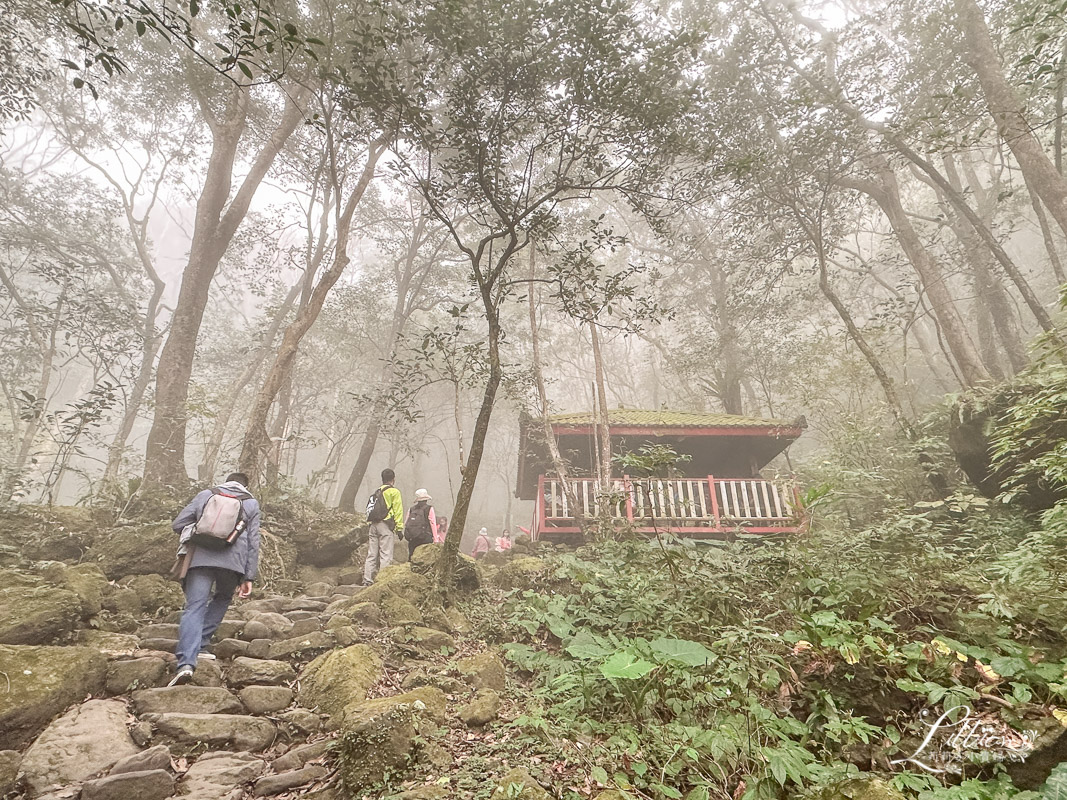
[516,408,806,541]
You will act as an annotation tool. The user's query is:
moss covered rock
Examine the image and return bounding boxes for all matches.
[0,750,20,797]
[454,651,506,691]
[0,572,82,644]
[0,505,96,564]
[90,522,175,579]
[298,644,383,719]
[291,512,365,567]
[343,602,385,628]
[120,573,185,614]
[458,689,501,727]
[490,768,551,800]
[409,543,480,590]
[39,562,109,617]
[381,593,424,626]
[492,557,547,591]
[336,689,444,795]
[391,626,456,655]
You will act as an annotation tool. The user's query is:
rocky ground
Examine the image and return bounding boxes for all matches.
[0,506,592,800]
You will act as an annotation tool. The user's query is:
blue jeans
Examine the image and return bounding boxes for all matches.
[176,566,242,669]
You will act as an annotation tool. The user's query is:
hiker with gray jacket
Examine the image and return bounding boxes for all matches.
[169,472,261,685]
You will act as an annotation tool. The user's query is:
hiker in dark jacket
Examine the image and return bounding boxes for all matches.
[169,472,261,685]
[404,488,437,558]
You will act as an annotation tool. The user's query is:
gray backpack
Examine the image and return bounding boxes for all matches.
[190,487,249,550]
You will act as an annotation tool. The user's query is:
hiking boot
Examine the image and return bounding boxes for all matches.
[168,665,194,686]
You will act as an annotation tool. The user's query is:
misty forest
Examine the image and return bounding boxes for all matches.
[1,0,1067,799]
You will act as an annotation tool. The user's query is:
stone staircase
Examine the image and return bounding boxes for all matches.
[1,559,520,800]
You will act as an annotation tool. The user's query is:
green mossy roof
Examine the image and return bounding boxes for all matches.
[549,409,798,429]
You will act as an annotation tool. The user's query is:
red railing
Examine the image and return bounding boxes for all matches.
[533,475,803,539]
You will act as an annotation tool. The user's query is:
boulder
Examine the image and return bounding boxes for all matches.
[179,752,266,800]
[335,690,443,794]
[0,506,95,563]
[39,562,109,616]
[490,768,551,800]
[121,574,185,614]
[409,543,480,589]
[444,607,472,633]
[0,572,81,645]
[492,557,547,591]
[80,769,175,800]
[454,651,506,691]
[0,750,21,797]
[109,745,172,776]
[90,522,175,579]
[131,686,244,716]
[290,512,365,568]
[226,657,296,688]
[0,644,107,749]
[344,602,385,628]
[239,686,293,714]
[458,689,501,727]
[391,626,456,654]
[150,713,277,752]
[401,669,466,695]
[253,764,328,797]
[381,593,424,626]
[19,699,138,795]
[107,657,168,694]
[298,645,382,718]
[355,563,433,607]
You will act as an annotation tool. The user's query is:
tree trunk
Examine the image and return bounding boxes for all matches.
[843,155,991,386]
[239,143,383,483]
[955,0,1067,238]
[587,317,613,504]
[817,256,949,496]
[886,137,1056,334]
[197,280,302,483]
[528,249,581,532]
[436,239,519,589]
[1030,191,1066,284]
[143,85,308,489]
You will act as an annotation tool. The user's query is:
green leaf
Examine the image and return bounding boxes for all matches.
[600,651,655,680]
[591,766,608,785]
[566,630,613,660]
[650,637,716,667]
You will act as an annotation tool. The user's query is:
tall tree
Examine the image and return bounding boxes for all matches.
[143,75,310,488]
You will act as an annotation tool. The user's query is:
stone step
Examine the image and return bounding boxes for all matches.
[226,657,297,688]
[131,686,243,716]
[80,768,174,800]
[148,713,277,752]
[253,763,328,796]
[239,686,293,715]
[137,623,179,640]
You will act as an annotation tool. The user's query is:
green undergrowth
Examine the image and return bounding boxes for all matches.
[481,500,1067,800]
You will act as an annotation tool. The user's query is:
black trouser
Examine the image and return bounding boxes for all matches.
[408,536,432,559]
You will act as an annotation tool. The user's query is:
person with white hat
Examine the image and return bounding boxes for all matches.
[403,488,438,558]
